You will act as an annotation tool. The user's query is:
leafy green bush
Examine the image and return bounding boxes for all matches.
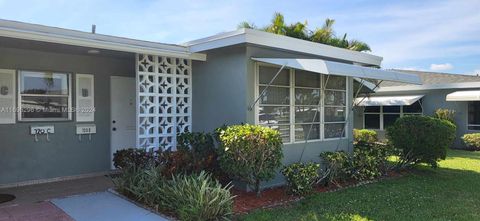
[175,132,217,174]
[113,132,220,178]
[434,108,456,124]
[281,162,320,195]
[353,129,378,144]
[217,124,283,196]
[113,148,155,169]
[113,169,234,221]
[462,133,480,151]
[319,151,350,186]
[387,115,456,168]
[320,143,396,185]
[350,143,394,181]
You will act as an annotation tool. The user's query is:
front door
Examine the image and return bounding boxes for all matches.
[110,76,136,168]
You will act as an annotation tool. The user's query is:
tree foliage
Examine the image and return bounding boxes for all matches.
[238,12,371,52]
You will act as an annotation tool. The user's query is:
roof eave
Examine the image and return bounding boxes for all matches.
[377,82,480,92]
[185,28,382,66]
[0,21,206,61]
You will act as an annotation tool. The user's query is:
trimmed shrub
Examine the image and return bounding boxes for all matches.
[387,115,456,168]
[217,124,283,196]
[350,143,394,181]
[320,143,397,185]
[113,148,155,170]
[174,132,217,174]
[281,162,320,195]
[462,133,480,151]
[319,151,350,186]
[353,129,378,144]
[434,108,456,124]
[113,132,220,177]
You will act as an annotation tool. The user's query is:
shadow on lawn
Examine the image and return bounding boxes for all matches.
[446,149,480,161]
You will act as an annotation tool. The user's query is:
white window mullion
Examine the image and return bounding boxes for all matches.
[289,69,295,143]
[320,74,325,140]
[380,106,384,130]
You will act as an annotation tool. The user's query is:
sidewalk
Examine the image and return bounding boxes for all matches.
[52,191,168,221]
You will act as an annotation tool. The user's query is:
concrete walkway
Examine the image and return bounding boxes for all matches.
[52,191,168,221]
[0,176,113,206]
[0,202,73,221]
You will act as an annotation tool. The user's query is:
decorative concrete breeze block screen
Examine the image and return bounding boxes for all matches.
[136,54,192,150]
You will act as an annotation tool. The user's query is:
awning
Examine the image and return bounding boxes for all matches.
[252,58,422,85]
[446,90,480,101]
[354,95,424,106]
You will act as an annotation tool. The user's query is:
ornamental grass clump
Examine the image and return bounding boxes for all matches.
[113,169,234,221]
[157,172,234,221]
[217,124,283,196]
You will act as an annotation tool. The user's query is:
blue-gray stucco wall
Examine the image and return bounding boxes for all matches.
[193,44,354,188]
[0,46,134,185]
[353,88,480,149]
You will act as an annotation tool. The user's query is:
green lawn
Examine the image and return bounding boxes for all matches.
[239,149,480,221]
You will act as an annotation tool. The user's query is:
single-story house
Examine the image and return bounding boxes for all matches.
[0,19,420,187]
[353,70,480,149]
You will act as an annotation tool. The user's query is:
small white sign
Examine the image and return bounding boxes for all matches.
[30,126,54,135]
[76,124,96,134]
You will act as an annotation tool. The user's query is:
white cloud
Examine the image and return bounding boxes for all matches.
[395,67,427,71]
[430,63,453,71]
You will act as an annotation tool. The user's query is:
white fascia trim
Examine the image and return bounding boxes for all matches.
[377,82,480,92]
[0,23,206,61]
[185,28,382,66]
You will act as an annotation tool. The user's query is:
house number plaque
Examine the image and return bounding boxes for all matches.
[30,125,54,142]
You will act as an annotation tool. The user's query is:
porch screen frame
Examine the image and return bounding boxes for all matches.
[254,62,349,144]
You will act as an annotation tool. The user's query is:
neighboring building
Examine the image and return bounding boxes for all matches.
[353,70,480,148]
[0,20,419,187]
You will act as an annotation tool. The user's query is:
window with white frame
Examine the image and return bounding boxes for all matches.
[363,100,422,130]
[257,65,347,143]
[468,101,480,130]
[19,71,71,121]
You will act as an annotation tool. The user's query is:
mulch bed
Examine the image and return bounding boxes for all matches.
[232,170,406,214]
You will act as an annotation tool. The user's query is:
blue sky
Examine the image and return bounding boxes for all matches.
[0,0,479,75]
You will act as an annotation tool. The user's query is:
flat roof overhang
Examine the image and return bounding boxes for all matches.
[0,19,206,61]
[252,58,422,85]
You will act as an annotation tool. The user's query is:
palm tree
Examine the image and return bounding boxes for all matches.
[237,13,371,52]
[310,18,335,44]
[285,21,309,40]
[346,40,371,52]
[263,12,286,35]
